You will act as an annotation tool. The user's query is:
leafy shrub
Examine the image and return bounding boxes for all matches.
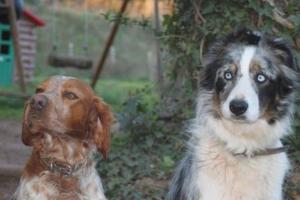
[98,86,191,199]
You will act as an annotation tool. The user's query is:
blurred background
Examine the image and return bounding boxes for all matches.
[0,0,299,199]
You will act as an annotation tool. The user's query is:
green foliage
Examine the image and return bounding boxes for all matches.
[98,86,186,199]
[118,86,193,149]
[98,133,169,200]
[118,86,186,162]
[94,79,150,111]
[119,86,159,138]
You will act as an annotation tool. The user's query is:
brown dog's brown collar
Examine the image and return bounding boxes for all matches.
[233,146,288,158]
[40,156,86,177]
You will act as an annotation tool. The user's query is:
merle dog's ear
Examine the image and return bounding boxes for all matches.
[268,38,299,72]
[268,38,299,96]
[220,28,262,46]
[200,61,222,90]
[278,75,295,97]
[232,28,261,45]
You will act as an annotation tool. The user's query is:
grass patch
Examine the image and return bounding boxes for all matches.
[94,79,151,111]
[0,96,25,119]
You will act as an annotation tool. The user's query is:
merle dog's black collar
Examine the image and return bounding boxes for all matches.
[233,146,288,158]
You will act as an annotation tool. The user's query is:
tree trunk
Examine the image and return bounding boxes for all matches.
[153,0,164,96]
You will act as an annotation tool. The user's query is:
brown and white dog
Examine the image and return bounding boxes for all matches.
[13,76,113,200]
[167,29,299,200]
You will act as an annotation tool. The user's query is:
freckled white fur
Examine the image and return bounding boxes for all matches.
[80,162,107,200]
[14,175,58,200]
[13,160,107,200]
[222,46,259,122]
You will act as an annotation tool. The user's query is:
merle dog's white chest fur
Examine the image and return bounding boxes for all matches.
[192,133,289,200]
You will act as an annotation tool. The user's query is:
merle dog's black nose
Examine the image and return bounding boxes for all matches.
[30,94,48,111]
[229,99,248,116]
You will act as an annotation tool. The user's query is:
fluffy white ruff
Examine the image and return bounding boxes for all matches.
[205,115,291,155]
[189,128,289,200]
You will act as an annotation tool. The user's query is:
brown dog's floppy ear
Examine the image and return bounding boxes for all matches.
[92,97,113,159]
[22,101,33,146]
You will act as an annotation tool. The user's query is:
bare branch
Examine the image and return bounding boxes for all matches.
[199,36,205,64]
[272,10,294,29]
[191,0,206,24]
[264,0,295,29]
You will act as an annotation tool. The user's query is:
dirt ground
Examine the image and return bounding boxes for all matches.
[0,119,31,200]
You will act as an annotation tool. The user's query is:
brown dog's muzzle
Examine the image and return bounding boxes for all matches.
[30,94,49,111]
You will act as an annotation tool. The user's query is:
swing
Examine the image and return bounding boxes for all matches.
[47,1,93,69]
[48,53,93,69]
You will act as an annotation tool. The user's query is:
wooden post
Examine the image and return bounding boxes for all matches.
[0,90,29,99]
[7,0,26,93]
[153,0,164,95]
[90,0,129,88]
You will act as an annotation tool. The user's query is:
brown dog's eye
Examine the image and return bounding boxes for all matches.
[35,88,44,94]
[63,91,78,100]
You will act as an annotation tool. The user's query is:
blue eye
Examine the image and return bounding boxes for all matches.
[224,71,233,80]
[256,73,267,83]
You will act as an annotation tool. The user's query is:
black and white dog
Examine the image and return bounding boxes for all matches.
[166,29,299,200]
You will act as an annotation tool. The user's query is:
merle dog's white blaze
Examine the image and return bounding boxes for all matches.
[222,46,259,122]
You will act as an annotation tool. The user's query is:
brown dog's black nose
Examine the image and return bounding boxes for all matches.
[30,94,48,111]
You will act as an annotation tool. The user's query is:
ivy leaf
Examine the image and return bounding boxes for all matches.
[161,156,175,171]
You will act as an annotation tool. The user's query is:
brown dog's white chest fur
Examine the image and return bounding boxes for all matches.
[14,132,108,200]
[14,162,106,200]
